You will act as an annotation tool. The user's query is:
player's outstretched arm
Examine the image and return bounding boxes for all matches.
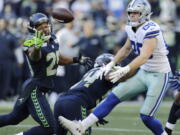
[99,39,132,78]
[109,38,157,83]
[58,54,93,69]
[23,31,48,61]
[58,55,74,65]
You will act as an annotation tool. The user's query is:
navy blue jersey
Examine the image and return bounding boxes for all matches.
[23,34,59,89]
[66,67,114,109]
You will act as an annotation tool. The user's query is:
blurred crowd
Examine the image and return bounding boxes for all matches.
[0,0,180,101]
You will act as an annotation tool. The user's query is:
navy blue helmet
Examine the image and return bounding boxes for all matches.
[28,13,50,33]
[94,53,114,68]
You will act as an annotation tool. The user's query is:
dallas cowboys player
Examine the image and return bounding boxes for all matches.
[164,70,180,135]
[59,0,171,135]
[54,53,116,135]
[0,13,92,135]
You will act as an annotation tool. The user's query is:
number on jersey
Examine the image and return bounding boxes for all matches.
[46,51,59,76]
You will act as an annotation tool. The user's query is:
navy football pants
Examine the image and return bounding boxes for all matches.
[54,94,91,135]
[0,88,56,135]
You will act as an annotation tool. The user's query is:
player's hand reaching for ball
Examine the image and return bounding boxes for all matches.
[73,54,94,70]
[23,31,49,49]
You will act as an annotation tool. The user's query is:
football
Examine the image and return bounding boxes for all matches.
[51,8,74,23]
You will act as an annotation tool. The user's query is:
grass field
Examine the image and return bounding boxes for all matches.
[0,101,179,135]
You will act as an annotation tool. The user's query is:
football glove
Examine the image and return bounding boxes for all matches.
[23,31,49,48]
[109,65,130,83]
[99,61,115,80]
[74,55,94,70]
[96,118,109,127]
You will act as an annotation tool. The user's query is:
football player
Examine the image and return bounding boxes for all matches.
[164,70,180,135]
[0,13,92,135]
[54,53,118,135]
[59,0,171,135]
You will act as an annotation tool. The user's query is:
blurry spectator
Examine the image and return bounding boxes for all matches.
[56,22,79,58]
[102,16,121,53]
[160,0,176,22]
[71,0,91,18]
[0,18,24,100]
[3,3,16,19]
[10,0,23,17]
[21,0,37,17]
[20,0,48,17]
[174,0,180,69]
[91,0,108,27]
[159,0,178,72]
[78,20,106,60]
[149,0,161,17]
[52,0,70,9]
[55,22,81,93]
[103,0,127,19]
[0,0,4,17]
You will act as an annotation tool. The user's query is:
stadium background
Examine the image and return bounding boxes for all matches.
[0,0,179,134]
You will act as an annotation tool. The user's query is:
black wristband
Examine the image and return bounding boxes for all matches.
[73,57,79,63]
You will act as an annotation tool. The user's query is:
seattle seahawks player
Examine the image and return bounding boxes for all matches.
[54,53,117,135]
[164,70,180,135]
[59,0,171,135]
[0,13,92,135]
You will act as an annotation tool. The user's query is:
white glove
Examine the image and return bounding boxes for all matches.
[99,61,115,80]
[109,65,130,83]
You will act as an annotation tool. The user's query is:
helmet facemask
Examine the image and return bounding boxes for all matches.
[127,0,152,27]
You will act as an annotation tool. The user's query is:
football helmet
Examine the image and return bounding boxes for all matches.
[94,53,114,68]
[28,13,51,35]
[127,0,152,27]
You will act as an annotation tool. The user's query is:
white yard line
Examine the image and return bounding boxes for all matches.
[11,124,180,134]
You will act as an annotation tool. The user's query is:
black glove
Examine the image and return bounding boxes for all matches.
[73,55,94,70]
[96,119,109,127]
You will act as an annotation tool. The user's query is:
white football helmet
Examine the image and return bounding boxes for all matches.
[127,0,152,27]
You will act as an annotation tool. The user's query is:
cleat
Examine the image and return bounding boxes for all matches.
[59,116,85,135]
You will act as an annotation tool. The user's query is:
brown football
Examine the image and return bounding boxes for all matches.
[51,8,74,23]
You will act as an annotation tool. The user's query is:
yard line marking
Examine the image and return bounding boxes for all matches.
[11,124,180,134]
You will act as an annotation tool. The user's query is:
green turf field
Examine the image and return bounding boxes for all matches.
[0,101,179,135]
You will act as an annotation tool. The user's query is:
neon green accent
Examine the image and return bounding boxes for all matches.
[31,89,49,127]
[23,31,48,48]
[81,106,87,119]
[23,40,35,47]
[81,106,89,135]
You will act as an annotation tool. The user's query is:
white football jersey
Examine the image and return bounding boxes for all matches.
[125,20,171,73]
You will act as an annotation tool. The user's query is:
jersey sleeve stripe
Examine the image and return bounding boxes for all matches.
[144,30,160,37]
[144,34,159,39]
